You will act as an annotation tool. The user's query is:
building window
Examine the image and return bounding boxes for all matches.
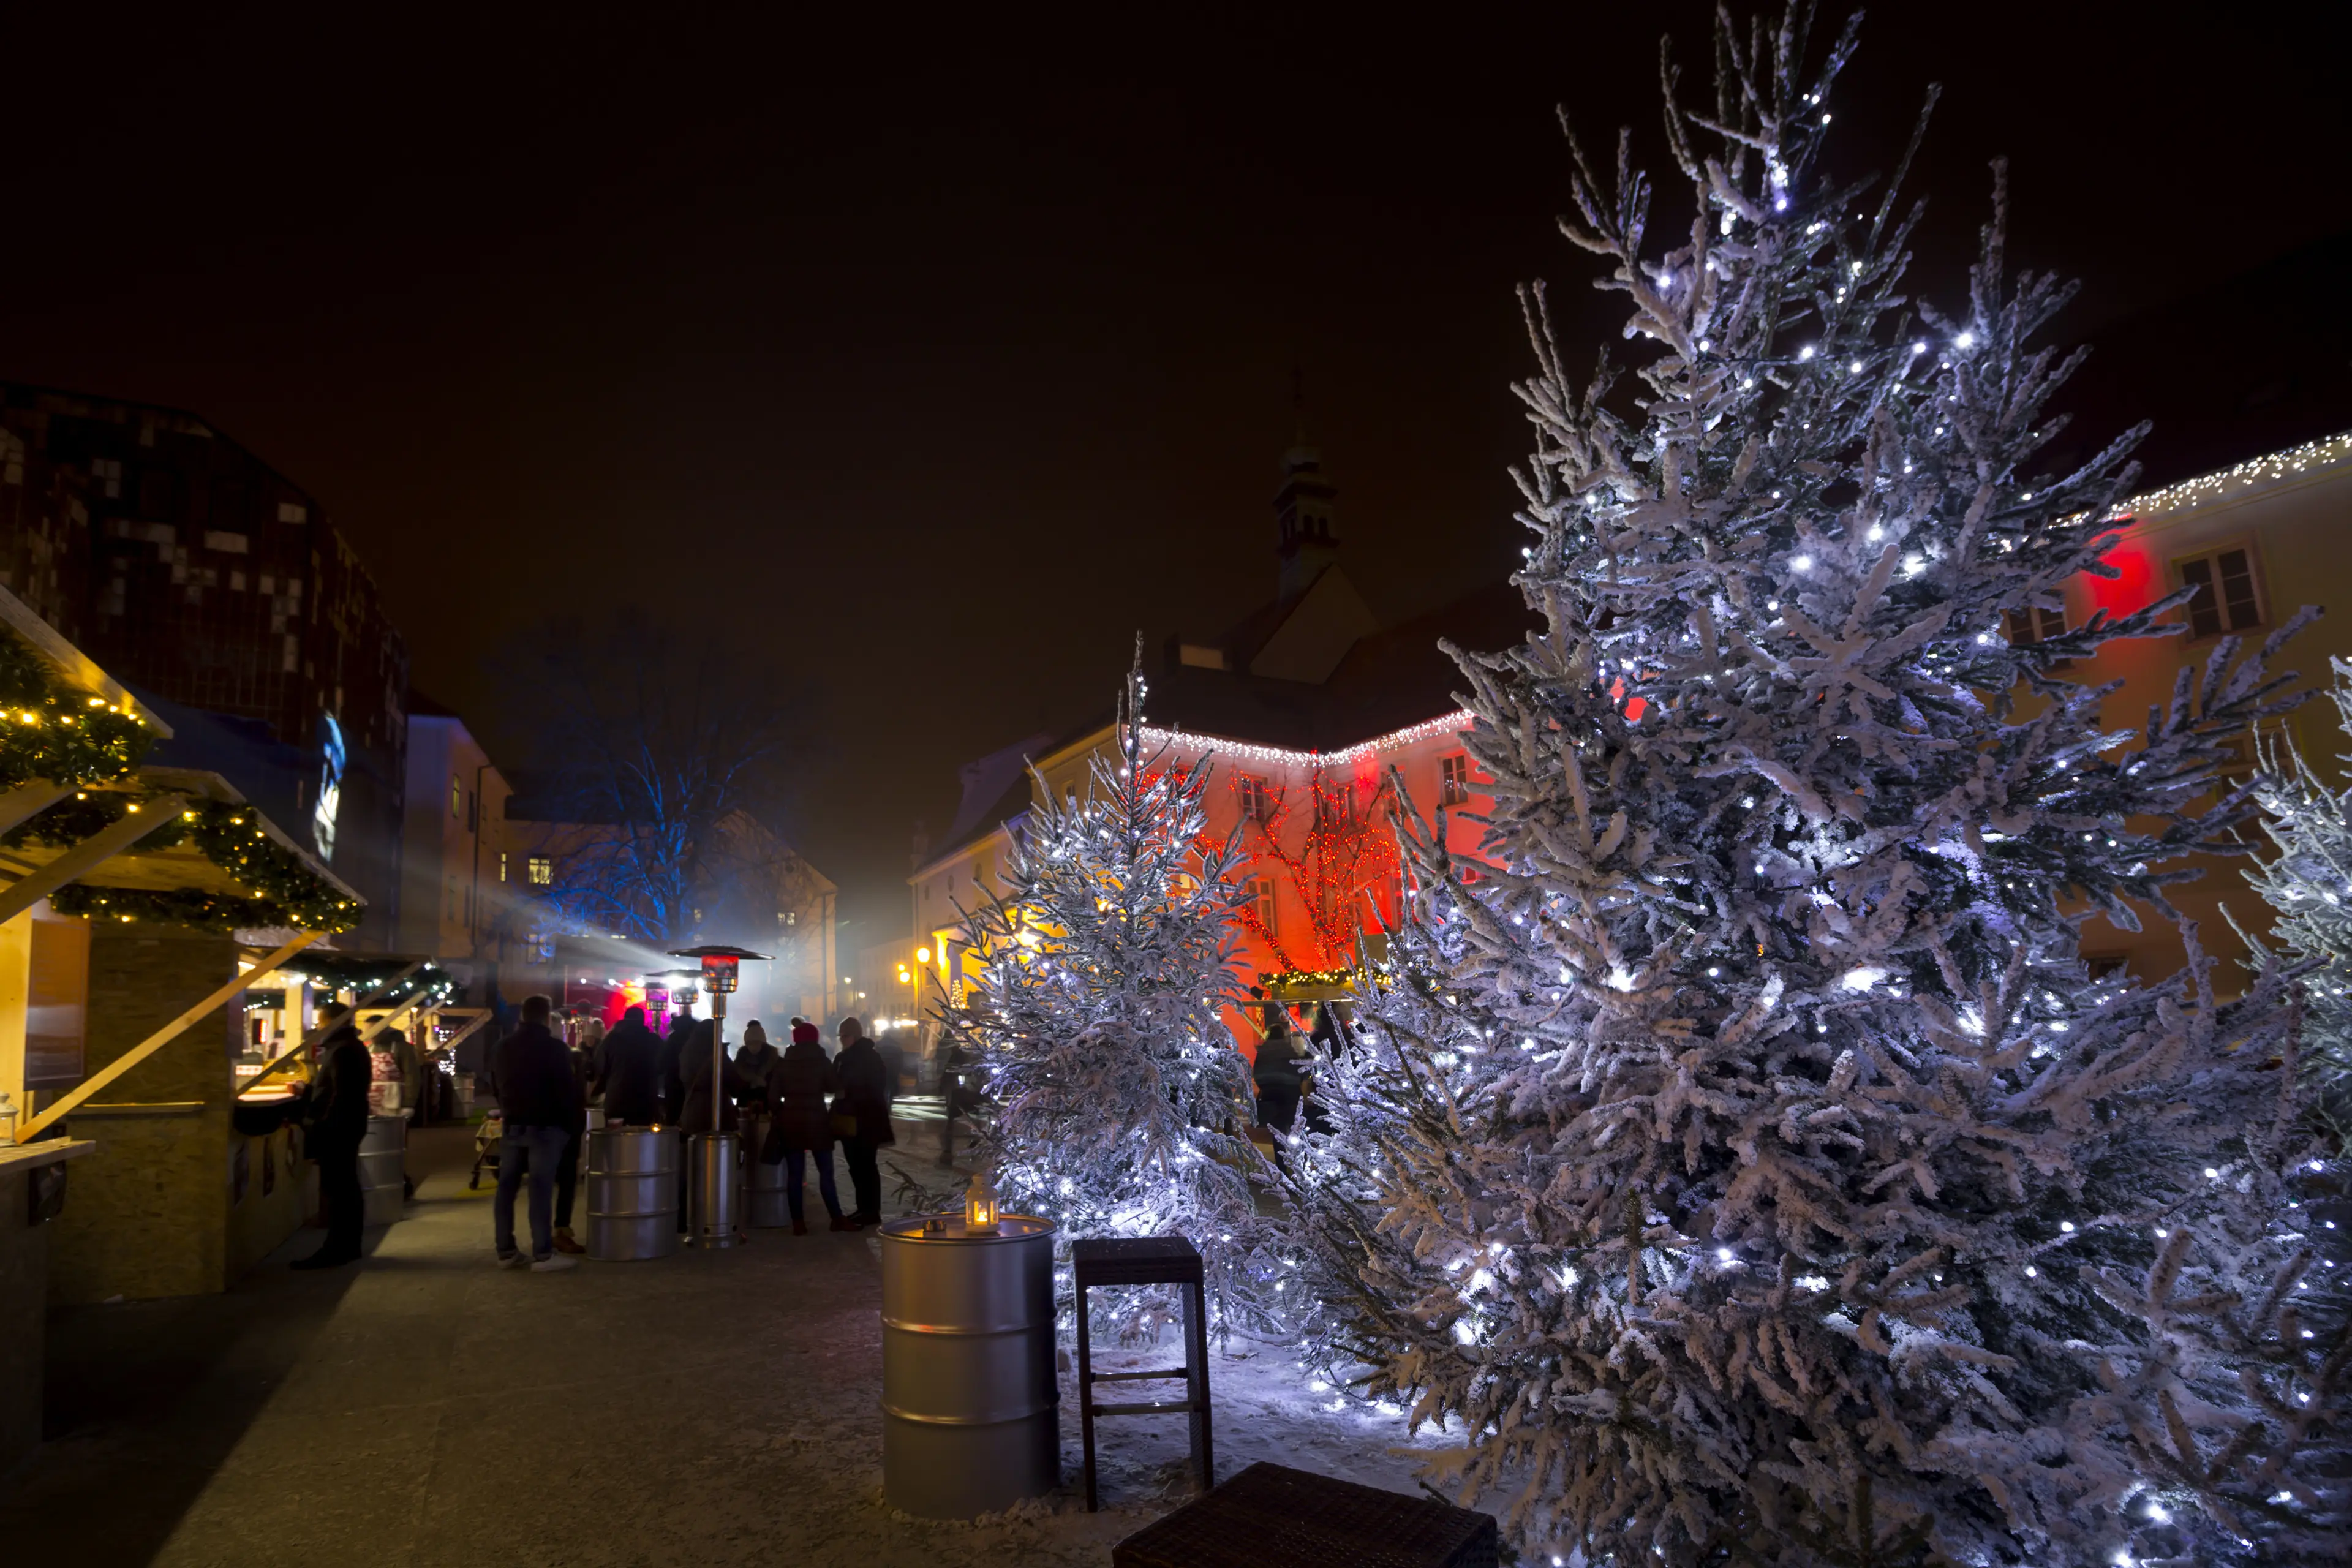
[1251,877,1277,932]
[498,851,508,883]
[1440,753,1471,807]
[2005,603,2068,645]
[2174,545,2263,637]
[528,856,554,886]
[450,775,462,818]
[1238,776,1272,822]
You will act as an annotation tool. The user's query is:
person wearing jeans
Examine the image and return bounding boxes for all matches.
[489,994,584,1271]
[766,1020,856,1234]
[782,1144,845,1231]
[495,1125,573,1264]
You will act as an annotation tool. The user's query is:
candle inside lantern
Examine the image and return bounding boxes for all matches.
[965,1171,1000,1235]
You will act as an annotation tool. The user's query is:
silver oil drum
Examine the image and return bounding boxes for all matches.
[586,1125,680,1261]
[880,1215,1059,1518]
[686,1131,740,1248]
[740,1114,790,1227]
[357,1114,406,1227]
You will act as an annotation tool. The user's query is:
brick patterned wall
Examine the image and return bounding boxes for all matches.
[0,384,409,946]
[45,924,241,1305]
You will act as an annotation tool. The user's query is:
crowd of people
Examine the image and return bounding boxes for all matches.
[485,999,905,1268]
[284,995,910,1273]
[284,983,1323,1274]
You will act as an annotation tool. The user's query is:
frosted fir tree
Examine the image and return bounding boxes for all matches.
[943,651,1274,1339]
[2244,655,2352,1121]
[1281,9,2348,1565]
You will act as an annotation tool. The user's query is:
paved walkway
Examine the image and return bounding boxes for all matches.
[2,1119,1444,1566]
[0,1128,1075,1566]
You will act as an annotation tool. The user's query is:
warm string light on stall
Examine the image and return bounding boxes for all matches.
[0,637,156,789]
[20,794,360,932]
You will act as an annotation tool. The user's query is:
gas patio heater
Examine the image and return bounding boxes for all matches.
[669,944,769,1250]
[642,974,672,1033]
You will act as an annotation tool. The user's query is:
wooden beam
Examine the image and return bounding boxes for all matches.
[0,782,69,838]
[0,793,187,928]
[239,960,426,1092]
[17,929,319,1143]
[436,1009,494,1055]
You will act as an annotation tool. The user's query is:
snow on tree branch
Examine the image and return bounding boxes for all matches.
[1279,7,2348,1564]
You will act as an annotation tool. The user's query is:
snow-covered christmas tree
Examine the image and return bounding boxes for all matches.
[1281,8,2348,1564]
[943,649,1274,1339]
[2245,656,2352,1124]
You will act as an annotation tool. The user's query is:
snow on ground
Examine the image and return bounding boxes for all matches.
[824,1333,1464,1567]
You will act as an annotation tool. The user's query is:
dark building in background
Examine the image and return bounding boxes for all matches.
[0,384,407,948]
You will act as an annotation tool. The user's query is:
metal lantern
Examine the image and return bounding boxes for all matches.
[965,1170,1001,1235]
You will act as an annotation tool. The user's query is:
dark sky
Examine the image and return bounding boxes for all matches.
[2,2,2346,942]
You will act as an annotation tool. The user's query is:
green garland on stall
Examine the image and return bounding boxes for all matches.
[0,637,156,790]
[7,794,361,934]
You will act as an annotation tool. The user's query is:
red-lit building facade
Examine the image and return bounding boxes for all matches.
[911,435,1525,1055]
[917,396,2352,1046]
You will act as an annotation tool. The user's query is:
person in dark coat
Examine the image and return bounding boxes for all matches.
[489,995,584,1270]
[660,1005,697,1123]
[834,1016,895,1227]
[734,1020,780,1100]
[1251,993,1306,1134]
[593,1006,666,1125]
[767,1020,850,1234]
[677,1019,750,1135]
[293,1022,374,1270]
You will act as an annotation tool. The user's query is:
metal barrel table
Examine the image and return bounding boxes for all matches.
[879,1214,1059,1518]
[685,1131,741,1248]
[357,1114,407,1227]
[740,1114,791,1227]
[586,1125,681,1261]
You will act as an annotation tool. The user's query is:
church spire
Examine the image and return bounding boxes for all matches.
[1274,372,1339,603]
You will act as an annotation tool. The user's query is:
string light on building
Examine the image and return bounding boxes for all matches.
[1137,710,1472,772]
[2111,428,2352,521]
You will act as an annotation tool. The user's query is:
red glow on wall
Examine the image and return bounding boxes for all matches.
[2087,522,2155,620]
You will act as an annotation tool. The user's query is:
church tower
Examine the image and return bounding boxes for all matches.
[1273,386,1340,603]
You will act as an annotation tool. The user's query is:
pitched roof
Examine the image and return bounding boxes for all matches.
[1150,577,1531,753]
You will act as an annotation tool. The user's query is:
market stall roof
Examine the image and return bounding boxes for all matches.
[0,769,355,899]
[276,951,451,990]
[0,584,361,934]
[0,585,170,736]
[0,768,363,930]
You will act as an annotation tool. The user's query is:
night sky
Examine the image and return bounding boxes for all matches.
[2,3,2345,941]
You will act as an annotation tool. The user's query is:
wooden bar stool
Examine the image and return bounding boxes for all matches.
[1072,1235,1213,1511]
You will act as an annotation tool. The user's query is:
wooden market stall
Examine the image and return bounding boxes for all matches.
[0,585,361,1469]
